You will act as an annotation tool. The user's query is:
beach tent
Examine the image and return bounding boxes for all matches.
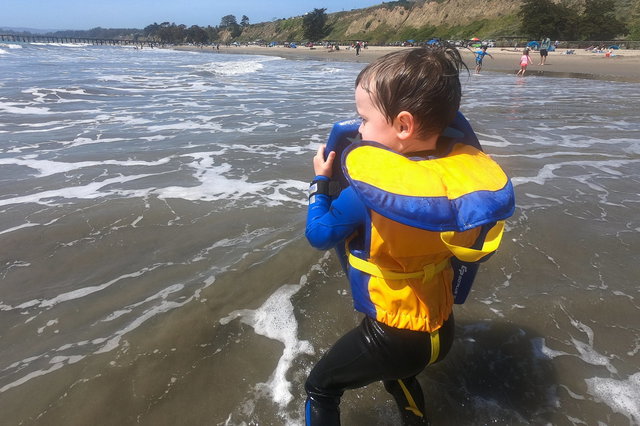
[426,38,439,45]
[609,45,620,49]
[527,41,540,48]
[407,39,415,43]
[268,41,278,47]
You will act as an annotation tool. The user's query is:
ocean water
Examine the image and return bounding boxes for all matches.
[1,42,639,425]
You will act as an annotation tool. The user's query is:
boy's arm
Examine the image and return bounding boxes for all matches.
[305,185,366,250]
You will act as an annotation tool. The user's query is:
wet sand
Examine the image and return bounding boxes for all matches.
[175,44,640,83]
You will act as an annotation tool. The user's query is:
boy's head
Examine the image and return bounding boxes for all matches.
[355,47,465,143]
[481,46,488,51]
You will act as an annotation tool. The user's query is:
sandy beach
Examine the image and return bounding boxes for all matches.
[175,44,640,83]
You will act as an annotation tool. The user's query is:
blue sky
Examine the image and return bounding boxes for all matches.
[2,0,382,31]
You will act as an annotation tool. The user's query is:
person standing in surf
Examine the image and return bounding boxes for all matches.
[304,47,514,425]
[473,45,493,74]
[539,37,551,65]
[516,48,533,76]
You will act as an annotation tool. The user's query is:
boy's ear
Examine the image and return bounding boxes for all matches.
[394,111,415,140]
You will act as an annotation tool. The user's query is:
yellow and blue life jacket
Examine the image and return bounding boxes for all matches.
[342,118,515,332]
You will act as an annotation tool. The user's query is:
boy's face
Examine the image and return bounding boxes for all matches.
[355,84,400,150]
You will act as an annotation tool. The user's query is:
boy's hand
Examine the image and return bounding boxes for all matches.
[313,145,336,178]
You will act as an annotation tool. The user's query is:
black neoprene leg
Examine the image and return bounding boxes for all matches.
[383,377,430,425]
[305,321,382,426]
[304,315,455,425]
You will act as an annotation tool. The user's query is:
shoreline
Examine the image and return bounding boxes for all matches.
[174,44,640,83]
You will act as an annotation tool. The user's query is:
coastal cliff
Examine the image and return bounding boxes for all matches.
[237,0,633,43]
[239,0,525,42]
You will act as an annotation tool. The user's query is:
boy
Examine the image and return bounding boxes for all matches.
[474,45,493,73]
[305,47,514,425]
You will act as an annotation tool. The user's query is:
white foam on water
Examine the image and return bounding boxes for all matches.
[37,319,59,334]
[568,319,617,374]
[100,284,184,324]
[220,280,314,408]
[511,158,634,188]
[2,264,166,312]
[192,227,277,262]
[216,254,341,426]
[0,222,42,236]
[22,87,96,104]
[530,337,570,359]
[155,153,307,206]
[0,266,224,394]
[476,132,512,147]
[93,114,151,125]
[31,42,92,48]
[92,269,221,355]
[0,43,22,49]
[0,101,53,115]
[0,173,154,207]
[147,120,224,133]
[0,360,66,393]
[585,373,640,424]
[195,60,265,76]
[534,307,623,380]
[319,66,345,74]
[0,156,171,178]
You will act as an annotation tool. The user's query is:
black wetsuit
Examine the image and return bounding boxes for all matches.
[305,314,455,425]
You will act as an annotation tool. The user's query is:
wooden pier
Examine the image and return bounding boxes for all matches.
[0,34,158,48]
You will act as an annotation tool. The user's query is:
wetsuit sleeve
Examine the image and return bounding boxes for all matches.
[305,182,366,251]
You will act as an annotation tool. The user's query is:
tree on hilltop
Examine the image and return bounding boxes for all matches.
[220,14,242,38]
[519,0,628,40]
[580,0,627,39]
[519,0,578,39]
[303,8,328,41]
[220,15,238,28]
[186,25,209,43]
[629,0,640,39]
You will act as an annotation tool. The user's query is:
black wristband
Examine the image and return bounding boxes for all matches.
[308,179,331,198]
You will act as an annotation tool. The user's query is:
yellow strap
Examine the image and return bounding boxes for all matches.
[428,329,440,365]
[440,220,505,263]
[347,254,450,283]
[397,379,424,417]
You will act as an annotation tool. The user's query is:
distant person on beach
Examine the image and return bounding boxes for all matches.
[355,41,361,56]
[539,37,551,65]
[304,47,514,425]
[517,48,533,76]
[473,45,493,73]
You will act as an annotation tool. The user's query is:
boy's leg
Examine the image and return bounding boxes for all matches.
[382,314,454,425]
[305,318,393,425]
[383,377,429,426]
[305,317,431,425]
[305,315,454,425]
[304,322,373,425]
